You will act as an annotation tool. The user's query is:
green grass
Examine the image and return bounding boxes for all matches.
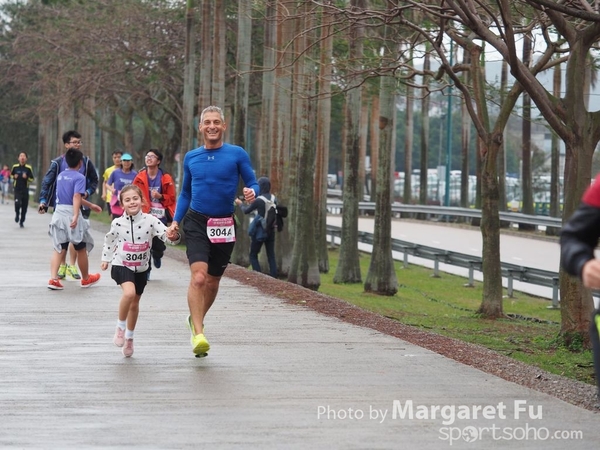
[320,249,596,386]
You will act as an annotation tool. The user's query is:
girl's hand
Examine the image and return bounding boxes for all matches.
[101,262,109,271]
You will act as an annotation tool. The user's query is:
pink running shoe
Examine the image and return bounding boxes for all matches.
[113,327,125,347]
[81,273,101,288]
[48,278,64,290]
[122,338,134,357]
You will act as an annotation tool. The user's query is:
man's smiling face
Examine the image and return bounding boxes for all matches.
[199,111,226,148]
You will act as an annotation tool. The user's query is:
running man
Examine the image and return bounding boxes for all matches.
[11,152,34,227]
[167,105,258,357]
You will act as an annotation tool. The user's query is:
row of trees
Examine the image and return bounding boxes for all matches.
[0,0,598,346]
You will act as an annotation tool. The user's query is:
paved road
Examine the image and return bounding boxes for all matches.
[327,216,561,300]
[1,202,598,449]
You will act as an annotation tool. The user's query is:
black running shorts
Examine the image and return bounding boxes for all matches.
[111,265,148,295]
[182,209,236,277]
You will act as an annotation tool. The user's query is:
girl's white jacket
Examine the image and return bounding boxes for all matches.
[101,210,180,272]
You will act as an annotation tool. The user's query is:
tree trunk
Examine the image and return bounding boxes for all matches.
[478,138,504,318]
[272,3,294,277]
[403,66,413,204]
[359,87,368,200]
[315,5,333,274]
[418,51,430,211]
[258,2,276,176]
[547,63,561,236]
[498,60,508,213]
[333,0,364,284]
[364,72,398,296]
[179,0,196,197]
[212,4,226,111]
[369,95,380,202]
[460,48,471,211]
[520,32,534,221]
[231,0,252,267]
[288,2,320,289]
[198,0,214,127]
[561,137,596,347]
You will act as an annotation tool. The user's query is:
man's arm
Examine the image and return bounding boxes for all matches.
[85,158,99,199]
[39,159,59,205]
[26,165,34,182]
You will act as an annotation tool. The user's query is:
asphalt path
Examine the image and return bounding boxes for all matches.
[327,216,561,300]
[1,202,598,449]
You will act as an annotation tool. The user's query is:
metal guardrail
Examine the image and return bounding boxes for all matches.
[326,225,560,308]
[326,200,563,229]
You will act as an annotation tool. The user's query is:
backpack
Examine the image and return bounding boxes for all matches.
[248,214,268,242]
[258,195,278,235]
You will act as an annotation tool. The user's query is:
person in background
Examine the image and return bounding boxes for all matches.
[39,131,99,280]
[47,148,102,290]
[1,164,11,204]
[235,176,278,278]
[101,184,181,357]
[106,153,136,219]
[133,149,176,280]
[167,105,258,357]
[11,152,34,228]
[102,150,122,217]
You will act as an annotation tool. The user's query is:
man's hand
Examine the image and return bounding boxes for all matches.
[90,204,103,213]
[243,187,255,203]
[38,203,48,214]
[166,222,179,240]
[582,259,600,289]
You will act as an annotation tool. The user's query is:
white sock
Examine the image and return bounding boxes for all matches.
[117,320,126,330]
[125,329,134,340]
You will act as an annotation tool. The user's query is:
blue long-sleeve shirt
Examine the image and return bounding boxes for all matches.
[174,143,259,222]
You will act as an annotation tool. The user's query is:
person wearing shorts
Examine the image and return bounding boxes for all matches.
[46,148,102,290]
[167,105,258,357]
[101,184,180,357]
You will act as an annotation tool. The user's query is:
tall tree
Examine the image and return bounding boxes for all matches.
[333,0,365,284]
[364,48,398,296]
[315,4,334,274]
[179,0,197,194]
[520,30,534,220]
[438,0,596,339]
[460,48,471,209]
[369,94,380,202]
[288,2,320,289]
[403,47,414,204]
[419,51,431,208]
[549,61,561,220]
[271,2,294,276]
[198,0,215,119]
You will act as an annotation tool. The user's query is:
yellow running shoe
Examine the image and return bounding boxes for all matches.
[57,264,67,279]
[67,265,81,280]
[192,333,210,356]
[187,315,209,356]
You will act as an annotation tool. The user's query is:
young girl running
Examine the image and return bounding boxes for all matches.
[101,185,180,357]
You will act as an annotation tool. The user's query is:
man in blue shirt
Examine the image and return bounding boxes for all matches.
[167,106,258,357]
